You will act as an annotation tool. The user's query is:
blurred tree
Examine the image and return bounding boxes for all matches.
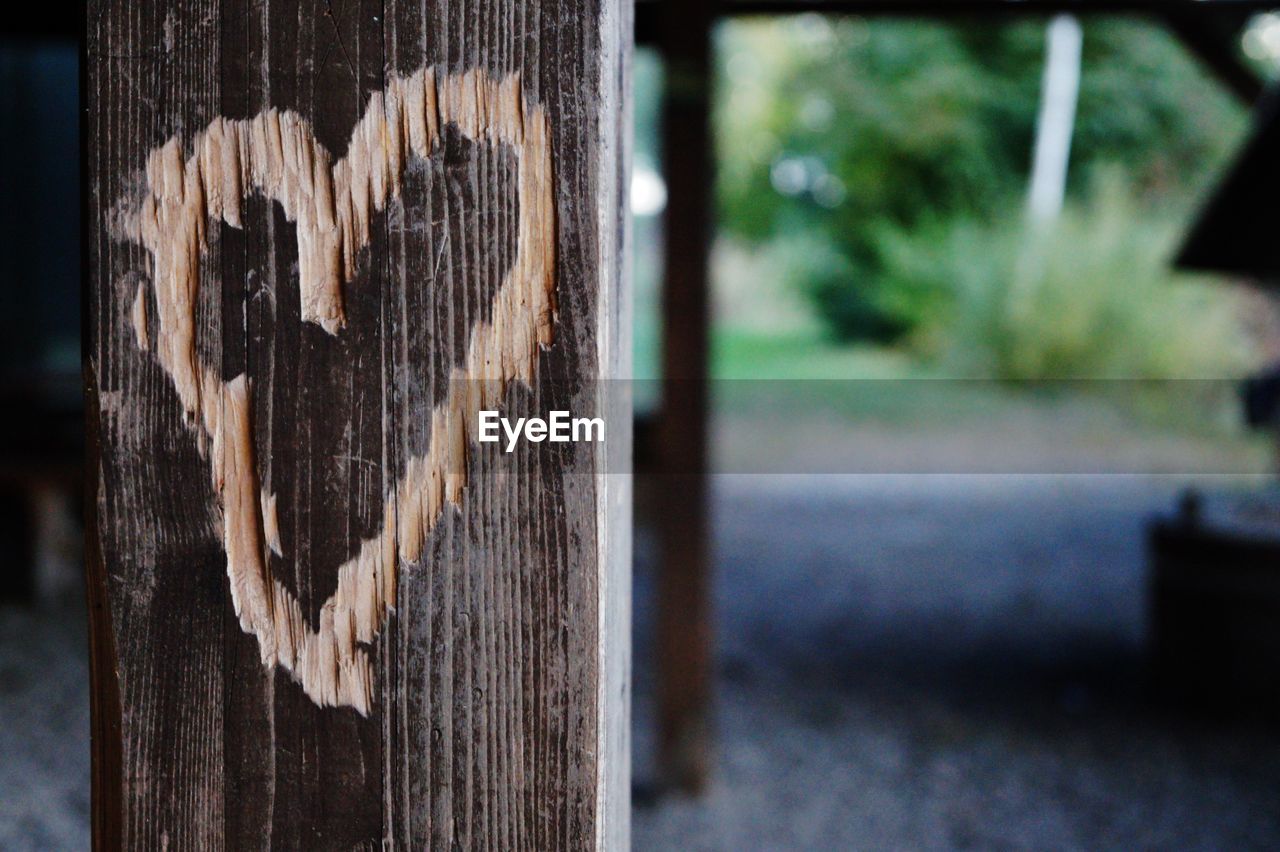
[714,16,1246,343]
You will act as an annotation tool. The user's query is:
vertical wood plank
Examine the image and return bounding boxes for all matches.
[596,0,634,844]
[86,1,630,846]
[656,0,715,795]
[87,0,229,845]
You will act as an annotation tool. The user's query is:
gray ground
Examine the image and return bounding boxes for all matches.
[0,602,90,849]
[3,474,1279,849]
[633,474,1280,850]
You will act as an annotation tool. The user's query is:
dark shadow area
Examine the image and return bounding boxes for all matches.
[0,33,87,852]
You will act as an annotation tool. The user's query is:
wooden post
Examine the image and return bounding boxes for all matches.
[656,0,714,795]
[85,1,630,847]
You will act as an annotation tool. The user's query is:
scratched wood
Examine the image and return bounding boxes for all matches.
[85,0,630,847]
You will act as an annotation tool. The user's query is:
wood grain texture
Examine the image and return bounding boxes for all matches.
[85,0,630,847]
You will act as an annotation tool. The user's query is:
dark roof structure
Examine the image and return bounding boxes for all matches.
[1178,87,1280,281]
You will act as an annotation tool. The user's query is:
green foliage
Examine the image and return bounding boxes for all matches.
[910,175,1256,380]
[776,223,955,343]
[632,48,665,389]
[714,16,1247,344]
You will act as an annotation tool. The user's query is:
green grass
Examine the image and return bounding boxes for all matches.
[710,329,920,381]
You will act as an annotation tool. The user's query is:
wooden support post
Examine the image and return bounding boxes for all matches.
[85,1,630,846]
[656,0,715,795]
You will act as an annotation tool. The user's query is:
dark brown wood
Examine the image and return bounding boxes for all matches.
[637,1,1270,110]
[635,0,1280,41]
[638,0,1280,16]
[86,1,629,846]
[656,0,715,796]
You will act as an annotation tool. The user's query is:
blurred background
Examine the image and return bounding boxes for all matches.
[630,3,1280,849]
[0,10,86,848]
[6,2,1280,849]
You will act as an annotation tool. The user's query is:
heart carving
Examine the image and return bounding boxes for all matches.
[117,67,556,714]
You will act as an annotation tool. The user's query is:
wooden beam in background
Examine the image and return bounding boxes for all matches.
[657,0,716,797]
[636,0,1280,43]
[640,0,1280,16]
[85,0,630,846]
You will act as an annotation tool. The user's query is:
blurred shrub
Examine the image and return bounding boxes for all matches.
[913,175,1258,379]
[769,232,897,341]
[781,223,953,343]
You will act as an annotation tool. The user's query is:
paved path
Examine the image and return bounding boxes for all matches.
[0,603,90,850]
[634,474,1280,850]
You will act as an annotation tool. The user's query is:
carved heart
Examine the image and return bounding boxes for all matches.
[117,67,556,714]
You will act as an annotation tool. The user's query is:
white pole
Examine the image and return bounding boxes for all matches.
[1028,14,1083,224]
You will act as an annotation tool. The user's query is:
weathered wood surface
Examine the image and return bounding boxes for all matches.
[85,0,630,847]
